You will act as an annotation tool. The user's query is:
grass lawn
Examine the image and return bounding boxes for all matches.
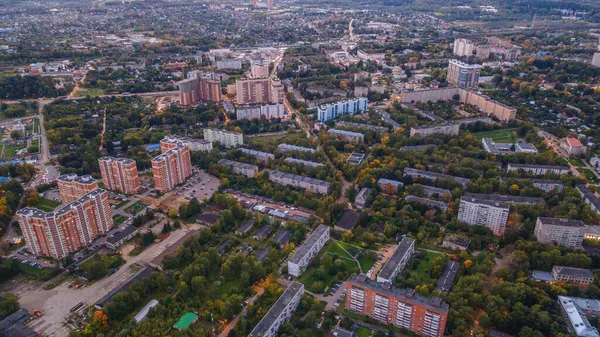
[112,214,128,225]
[75,87,106,97]
[579,168,598,183]
[37,198,61,212]
[411,251,441,284]
[2,144,24,159]
[298,241,359,293]
[357,254,376,272]
[568,157,585,167]
[472,128,515,143]
[114,199,130,209]
[17,262,58,280]
[124,201,146,215]
[34,118,39,133]
[358,327,372,337]
[248,132,312,150]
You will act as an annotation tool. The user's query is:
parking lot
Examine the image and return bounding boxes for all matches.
[174,170,220,202]
[10,250,56,269]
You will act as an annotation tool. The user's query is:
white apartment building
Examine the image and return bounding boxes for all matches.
[506,163,570,176]
[218,159,258,178]
[377,237,415,284]
[288,225,330,277]
[239,148,275,163]
[316,98,369,122]
[534,217,586,249]
[409,123,460,138]
[457,197,510,236]
[267,170,330,195]
[327,128,364,144]
[453,39,474,57]
[203,129,244,148]
[236,103,286,120]
[277,143,316,153]
[162,134,213,152]
[248,282,304,337]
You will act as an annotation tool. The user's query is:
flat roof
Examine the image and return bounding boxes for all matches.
[399,144,438,151]
[249,282,304,337]
[537,217,586,228]
[377,178,403,187]
[460,196,510,209]
[578,185,600,210]
[404,167,470,185]
[378,237,414,281]
[218,159,258,172]
[173,312,198,330]
[268,170,331,188]
[255,247,271,262]
[405,195,448,210]
[327,128,364,137]
[95,267,153,308]
[507,163,570,170]
[337,120,388,132]
[463,192,544,205]
[57,173,97,185]
[336,210,360,230]
[106,225,137,245]
[348,274,449,313]
[99,156,136,164]
[435,260,459,294]
[239,148,275,158]
[289,225,329,265]
[284,157,324,168]
[277,143,315,153]
[553,266,594,278]
[411,122,459,130]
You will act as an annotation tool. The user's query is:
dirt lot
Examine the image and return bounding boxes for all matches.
[8,225,201,337]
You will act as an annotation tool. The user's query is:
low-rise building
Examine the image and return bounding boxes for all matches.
[534,217,586,249]
[561,137,587,157]
[249,282,304,337]
[106,225,137,249]
[267,170,330,195]
[284,157,324,168]
[506,163,570,176]
[404,167,470,187]
[134,299,159,324]
[405,195,448,212]
[377,178,404,194]
[218,159,258,178]
[515,142,539,154]
[272,229,293,249]
[277,143,316,154]
[253,225,274,240]
[337,121,388,133]
[335,210,360,232]
[288,225,330,277]
[327,128,364,144]
[552,266,595,284]
[442,234,471,251]
[377,237,415,284]
[577,185,600,214]
[419,185,452,198]
[235,219,254,236]
[435,261,460,294]
[239,148,274,162]
[410,122,460,138]
[354,188,371,209]
[557,296,600,337]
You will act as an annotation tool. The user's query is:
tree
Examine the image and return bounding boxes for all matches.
[10,130,22,140]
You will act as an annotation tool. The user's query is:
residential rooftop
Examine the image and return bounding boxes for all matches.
[249,282,304,337]
[378,237,415,281]
[289,225,329,265]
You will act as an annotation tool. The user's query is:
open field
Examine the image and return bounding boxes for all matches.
[37,198,61,212]
[124,201,146,215]
[579,168,598,183]
[472,129,515,143]
[298,241,359,293]
[112,214,128,225]
[358,327,372,337]
[74,87,106,97]
[568,157,585,167]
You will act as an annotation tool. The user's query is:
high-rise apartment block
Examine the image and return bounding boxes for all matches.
[267,0,274,9]
[178,72,222,107]
[151,140,192,193]
[98,157,141,194]
[457,197,509,236]
[288,224,330,277]
[235,77,284,105]
[251,61,270,78]
[346,274,449,337]
[57,174,98,204]
[447,60,481,89]
[534,217,586,249]
[249,282,304,337]
[316,98,369,122]
[16,189,113,259]
[453,39,474,57]
[593,53,600,68]
[203,129,244,148]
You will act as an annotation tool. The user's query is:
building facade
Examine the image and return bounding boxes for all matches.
[534,217,585,249]
[346,274,449,337]
[151,141,193,193]
[316,98,369,122]
[409,123,460,138]
[235,77,284,105]
[98,157,141,194]
[203,129,244,148]
[288,225,330,277]
[236,103,286,120]
[16,189,113,259]
[552,266,595,284]
[457,197,509,236]
[377,237,415,284]
[447,60,481,89]
[178,75,222,107]
[453,39,474,57]
[506,163,571,176]
[57,174,98,204]
[249,282,304,337]
[218,159,258,178]
[327,128,364,144]
[267,170,330,195]
[161,135,213,152]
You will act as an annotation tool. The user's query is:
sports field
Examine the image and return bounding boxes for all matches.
[472,129,515,143]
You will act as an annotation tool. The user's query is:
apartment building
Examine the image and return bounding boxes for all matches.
[250,61,270,78]
[377,178,404,194]
[577,185,600,214]
[57,174,98,203]
[98,157,141,194]
[457,197,510,236]
[558,296,600,337]
[453,39,474,57]
[327,128,364,144]
[236,103,286,120]
[346,274,449,337]
[506,163,570,176]
[268,170,329,195]
[354,187,371,209]
[316,98,369,122]
[288,224,330,277]
[151,142,192,193]
[178,75,222,107]
[277,143,316,153]
[418,185,451,198]
[447,60,481,89]
[16,189,113,259]
[239,148,275,163]
[552,266,595,284]
[235,77,284,105]
[218,159,258,178]
[500,177,564,193]
[161,135,213,152]
[283,157,324,168]
[410,123,460,138]
[377,237,415,284]
[203,129,244,148]
[534,217,586,249]
[248,282,304,337]
[336,121,389,133]
[403,167,470,188]
[405,195,448,213]
[462,192,544,206]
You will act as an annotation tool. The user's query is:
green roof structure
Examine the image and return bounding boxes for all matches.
[173,312,198,330]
